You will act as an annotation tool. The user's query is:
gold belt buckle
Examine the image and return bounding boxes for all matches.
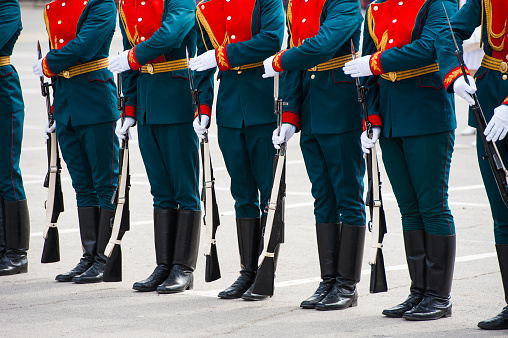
[309,66,318,72]
[388,72,397,82]
[146,63,154,75]
[499,61,507,74]
[62,70,70,79]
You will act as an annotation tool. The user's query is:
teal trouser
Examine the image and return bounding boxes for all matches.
[299,130,366,225]
[0,110,26,201]
[56,121,119,210]
[218,123,276,218]
[137,123,200,211]
[380,131,455,235]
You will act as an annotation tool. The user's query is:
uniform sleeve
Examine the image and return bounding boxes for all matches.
[193,19,215,120]
[0,1,21,50]
[119,18,138,119]
[278,0,363,71]
[44,0,117,74]
[435,0,481,91]
[131,0,195,66]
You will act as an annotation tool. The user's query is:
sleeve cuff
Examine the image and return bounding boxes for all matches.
[194,104,212,119]
[273,49,288,72]
[42,56,56,78]
[128,48,141,71]
[216,46,232,71]
[369,51,384,75]
[363,114,383,132]
[443,66,470,91]
[125,105,136,119]
[282,111,300,130]
[503,96,508,106]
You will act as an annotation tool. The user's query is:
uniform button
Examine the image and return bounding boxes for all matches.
[506,55,508,60]
[399,1,403,5]
[58,20,62,24]
[59,39,64,43]
[237,70,242,75]
[302,18,306,23]
[311,74,315,79]
[138,18,142,22]
[392,19,397,23]
[305,0,308,2]
[83,1,87,4]
[47,5,50,9]
[140,36,145,41]
[231,35,236,40]
[62,2,66,6]
[389,39,394,43]
[141,1,145,4]
[503,75,508,80]
[373,5,378,10]
[227,16,231,20]
[201,5,205,9]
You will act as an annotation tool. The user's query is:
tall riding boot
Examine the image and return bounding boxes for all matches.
[0,197,6,261]
[383,230,426,317]
[218,217,261,299]
[403,233,455,320]
[73,208,115,283]
[157,210,201,293]
[0,200,30,276]
[478,244,508,330]
[316,224,365,311]
[301,223,340,309]
[133,208,178,291]
[56,207,99,282]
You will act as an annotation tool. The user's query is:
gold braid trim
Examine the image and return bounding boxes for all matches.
[196,1,227,49]
[485,0,505,52]
[43,8,54,50]
[0,56,11,67]
[367,5,378,47]
[58,58,109,78]
[119,4,138,48]
[287,1,294,48]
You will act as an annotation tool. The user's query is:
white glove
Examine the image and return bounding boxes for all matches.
[453,75,477,106]
[193,115,210,140]
[343,55,373,78]
[108,50,131,73]
[189,50,217,72]
[115,116,136,140]
[43,121,56,141]
[272,123,296,149]
[361,126,381,154]
[263,55,277,79]
[485,104,508,142]
[33,58,44,77]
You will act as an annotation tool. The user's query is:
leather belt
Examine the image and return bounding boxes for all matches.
[380,63,439,82]
[58,58,109,79]
[481,54,508,74]
[140,59,188,74]
[0,56,11,67]
[308,54,356,72]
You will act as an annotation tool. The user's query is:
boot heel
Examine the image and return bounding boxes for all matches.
[19,264,28,274]
[350,299,358,307]
[444,307,452,317]
[186,280,194,290]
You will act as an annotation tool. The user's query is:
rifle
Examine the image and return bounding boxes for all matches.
[186,48,221,282]
[103,71,131,282]
[251,73,286,296]
[38,41,63,264]
[443,5,508,208]
[351,41,388,293]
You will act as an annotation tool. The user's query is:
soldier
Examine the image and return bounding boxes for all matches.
[109,0,201,294]
[189,0,285,300]
[344,0,458,320]
[0,0,30,277]
[263,0,366,310]
[33,0,119,283]
[435,0,508,330]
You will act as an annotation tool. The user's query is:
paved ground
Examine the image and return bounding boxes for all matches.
[1,3,507,337]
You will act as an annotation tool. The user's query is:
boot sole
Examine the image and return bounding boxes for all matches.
[72,278,103,284]
[403,309,452,321]
[300,303,317,309]
[382,311,404,318]
[132,286,158,292]
[0,265,28,276]
[218,293,243,299]
[315,299,358,311]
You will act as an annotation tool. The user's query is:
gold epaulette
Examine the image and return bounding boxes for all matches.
[58,58,109,79]
[0,56,11,67]
[308,54,356,72]
[380,63,439,82]
[481,54,508,74]
[231,61,263,71]
[140,59,188,74]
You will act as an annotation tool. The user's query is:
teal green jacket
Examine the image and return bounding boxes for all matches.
[361,0,457,138]
[193,0,285,129]
[276,0,364,135]
[43,0,118,127]
[435,0,508,127]
[0,0,24,115]
[119,0,196,125]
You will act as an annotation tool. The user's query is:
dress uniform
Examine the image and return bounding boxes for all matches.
[189,0,285,300]
[344,0,458,320]
[0,0,30,276]
[435,0,508,329]
[264,0,366,310]
[110,0,201,294]
[33,0,119,283]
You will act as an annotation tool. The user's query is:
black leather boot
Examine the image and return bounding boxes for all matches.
[478,244,508,330]
[133,208,178,291]
[73,208,115,283]
[56,207,99,282]
[316,224,365,311]
[219,217,261,299]
[0,200,30,276]
[383,230,426,317]
[403,233,455,320]
[301,223,340,309]
[0,197,6,261]
[157,210,201,293]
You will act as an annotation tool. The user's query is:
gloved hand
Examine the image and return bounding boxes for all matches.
[115,116,136,140]
[193,115,210,140]
[272,123,296,149]
[485,104,508,142]
[263,55,277,79]
[43,121,56,142]
[453,75,477,106]
[108,50,131,73]
[343,55,373,78]
[33,58,44,77]
[189,50,217,72]
[361,126,381,154]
